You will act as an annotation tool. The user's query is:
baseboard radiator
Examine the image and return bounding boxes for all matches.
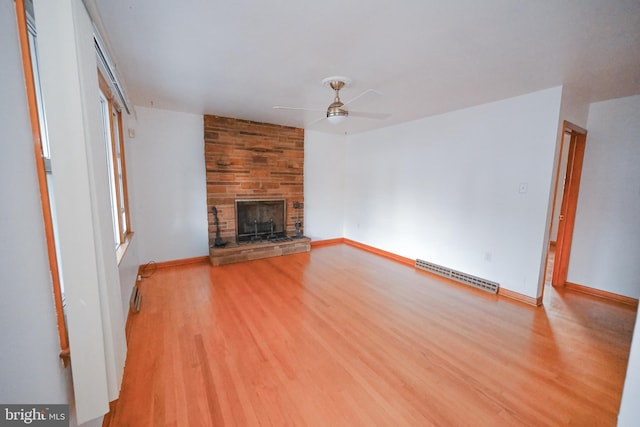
[415,259,499,294]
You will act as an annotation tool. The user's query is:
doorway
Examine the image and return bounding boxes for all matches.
[543,121,587,294]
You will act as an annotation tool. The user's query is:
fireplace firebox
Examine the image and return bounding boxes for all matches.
[235,199,286,243]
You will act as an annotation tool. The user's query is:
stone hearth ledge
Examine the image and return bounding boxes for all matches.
[209,237,311,266]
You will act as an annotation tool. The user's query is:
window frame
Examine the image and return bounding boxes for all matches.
[98,71,133,263]
[16,0,69,365]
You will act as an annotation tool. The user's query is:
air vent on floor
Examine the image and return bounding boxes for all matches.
[415,259,499,294]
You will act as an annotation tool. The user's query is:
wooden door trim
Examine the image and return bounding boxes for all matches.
[552,133,577,286]
[549,121,587,288]
[563,121,587,135]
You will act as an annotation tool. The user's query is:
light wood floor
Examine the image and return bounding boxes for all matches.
[111,244,637,426]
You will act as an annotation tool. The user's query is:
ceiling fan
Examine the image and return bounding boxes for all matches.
[273,76,390,125]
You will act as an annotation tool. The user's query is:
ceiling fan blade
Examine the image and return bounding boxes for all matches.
[348,111,391,120]
[273,106,324,112]
[343,89,382,107]
[307,116,326,127]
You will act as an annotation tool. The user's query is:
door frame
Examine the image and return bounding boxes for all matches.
[543,120,587,294]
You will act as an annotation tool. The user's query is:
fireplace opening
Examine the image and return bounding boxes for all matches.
[235,199,286,243]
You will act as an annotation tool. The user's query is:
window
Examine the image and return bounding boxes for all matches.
[98,73,132,258]
[16,0,69,364]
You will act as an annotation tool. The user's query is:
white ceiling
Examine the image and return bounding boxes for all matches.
[90,0,640,135]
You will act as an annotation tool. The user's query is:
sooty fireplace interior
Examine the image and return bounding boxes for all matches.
[235,199,286,243]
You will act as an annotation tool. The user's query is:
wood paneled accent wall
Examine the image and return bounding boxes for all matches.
[204,115,304,245]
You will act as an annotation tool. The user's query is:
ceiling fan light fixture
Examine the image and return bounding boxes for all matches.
[326,111,348,125]
[327,105,348,124]
[325,81,349,125]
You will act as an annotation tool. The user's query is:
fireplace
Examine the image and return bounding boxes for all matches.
[235,199,286,243]
[206,116,310,265]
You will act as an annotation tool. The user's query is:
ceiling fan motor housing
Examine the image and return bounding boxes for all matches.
[327,101,347,118]
[324,77,349,118]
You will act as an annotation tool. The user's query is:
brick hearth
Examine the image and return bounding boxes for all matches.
[204,115,308,265]
[209,238,311,266]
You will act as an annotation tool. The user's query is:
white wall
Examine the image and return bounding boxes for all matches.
[547,86,589,243]
[304,130,347,240]
[342,87,562,298]
[567,95,640,298]
[117,114,141,320]
[127,106,208,263]
[117,250,139,322]
[34,0,130,422]
[0,0,70,407]
[557,86,589,130]
[549,132,571,241]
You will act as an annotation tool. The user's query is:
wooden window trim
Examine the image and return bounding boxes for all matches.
[98,71,133,264]
[115,231,134,265]
[107,99,122,238]
[15,0,70,366]
[117,109,132,241]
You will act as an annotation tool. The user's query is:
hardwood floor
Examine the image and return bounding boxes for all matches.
[110,244,637,426]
